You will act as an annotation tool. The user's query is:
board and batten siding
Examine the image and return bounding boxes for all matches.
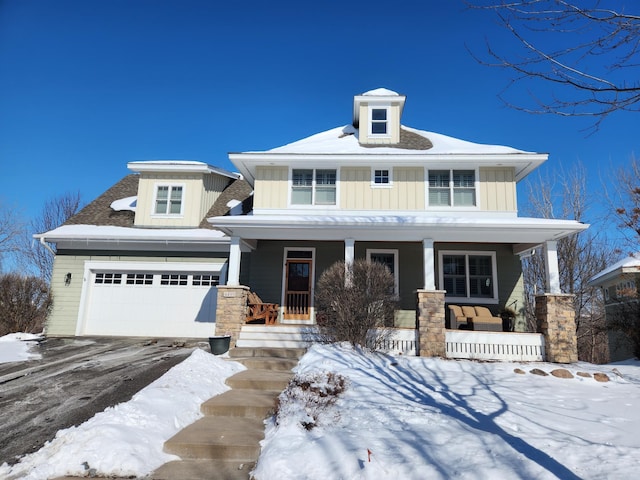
[479,167,516,212]
[134,173,205,228]
[46,253,230,336]
[200,173,230,219]
[254,166,288,209]
[340,167,424,210]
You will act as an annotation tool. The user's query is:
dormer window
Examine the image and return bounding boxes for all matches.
[371,108,388,135]
[154,184,184,215]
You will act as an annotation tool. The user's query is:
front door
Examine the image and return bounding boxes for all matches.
[283,258,312,320]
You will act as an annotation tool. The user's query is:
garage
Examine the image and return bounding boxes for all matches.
[78,261,227,338]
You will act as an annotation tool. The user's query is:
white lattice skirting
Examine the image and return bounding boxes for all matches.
[446,330,546,362]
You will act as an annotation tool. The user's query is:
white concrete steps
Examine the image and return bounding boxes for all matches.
[236,325,321,349]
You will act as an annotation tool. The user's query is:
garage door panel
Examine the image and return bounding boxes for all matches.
[83,269,220,338]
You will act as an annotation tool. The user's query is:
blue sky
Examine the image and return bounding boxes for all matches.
[0,0,637,239]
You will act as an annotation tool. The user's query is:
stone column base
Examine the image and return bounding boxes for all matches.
[215,285,250,348]
[536,293,577,363]
[416,290,446,357]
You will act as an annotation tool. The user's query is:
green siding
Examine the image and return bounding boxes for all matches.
[46,251,230,337]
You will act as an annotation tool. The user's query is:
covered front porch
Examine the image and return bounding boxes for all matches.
[211,213,585,363]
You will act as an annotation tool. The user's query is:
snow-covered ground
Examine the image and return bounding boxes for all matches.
[0,333,42,363]
[1,335,639,479]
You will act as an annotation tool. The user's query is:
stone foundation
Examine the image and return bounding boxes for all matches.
[215,285,250,348]
[416,290,446,357]
[536,294,578,363]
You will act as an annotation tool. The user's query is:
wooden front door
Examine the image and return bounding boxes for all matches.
[284,259,312,320]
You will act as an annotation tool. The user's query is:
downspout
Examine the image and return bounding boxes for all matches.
[39,236,56,255]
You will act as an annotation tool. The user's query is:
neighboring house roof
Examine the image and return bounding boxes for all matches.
[589,254,640,286]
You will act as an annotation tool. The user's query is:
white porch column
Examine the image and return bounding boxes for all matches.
[544,240,561,294]
[423,238,436,290]
[344,238,355,286]
[227,236,241,286]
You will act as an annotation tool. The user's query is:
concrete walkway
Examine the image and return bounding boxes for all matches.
[150,347,304,480]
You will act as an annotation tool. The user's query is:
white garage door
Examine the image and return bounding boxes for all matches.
[80,262,225,338]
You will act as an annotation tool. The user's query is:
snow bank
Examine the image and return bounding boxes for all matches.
[0,348,245,480]
[0,333,42,363]
[254,344,640,480]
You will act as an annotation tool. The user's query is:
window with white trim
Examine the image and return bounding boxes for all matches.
[428,170,476,207]
[291,169,336,205]
[367,249,399,295]
[373,169,390,185]
[370,108,388,135]
[439,251,497,301]
[154,185,184,215]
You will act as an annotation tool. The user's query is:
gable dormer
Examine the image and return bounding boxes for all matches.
[127,161,238,228]
[353,88,406,146]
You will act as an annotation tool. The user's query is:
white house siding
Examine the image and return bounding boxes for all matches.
[254,166,288,209]
[479,167,516,212]
[46,253,229,338]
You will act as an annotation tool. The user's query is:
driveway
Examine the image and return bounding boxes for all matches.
[0,336,203,466]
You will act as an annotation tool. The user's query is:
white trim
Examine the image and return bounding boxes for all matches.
[426,168,479,210]
[423,239,435,290]
[76,260,228,336]
[438,250,499,304]
[281,247,317,322]
[367,248,399,295]
[151,182,185,217]
[288,167,339,208]
[227,236,241,286]
[127,161,239,179]
[368,104,391,138]
[370,167,393,188]
[544,240,560,294]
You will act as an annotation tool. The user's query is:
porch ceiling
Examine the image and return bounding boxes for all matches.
[208,214,588,244]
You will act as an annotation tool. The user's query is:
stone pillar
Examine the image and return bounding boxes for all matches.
[416,289,446,357]
[536,293,577,363]
[215,285,250,348]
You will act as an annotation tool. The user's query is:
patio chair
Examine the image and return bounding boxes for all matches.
[246,292,279,325]
[468,306,502,332]
[448,305,470,330]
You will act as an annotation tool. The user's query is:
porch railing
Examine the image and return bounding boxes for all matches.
[368,328,417,356]
[284,292,310,318]
[445,330,545,362]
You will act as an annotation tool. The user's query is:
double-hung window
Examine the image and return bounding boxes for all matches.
[291,169,336,205]
[371,108,388,135]
[428,170,476,207]
[154,185,183,215]
[439,251,497,302]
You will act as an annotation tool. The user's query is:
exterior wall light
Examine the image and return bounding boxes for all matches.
[65,272,72,286]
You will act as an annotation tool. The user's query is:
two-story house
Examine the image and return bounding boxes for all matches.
[38,88,587,358]
[589,254,640,361]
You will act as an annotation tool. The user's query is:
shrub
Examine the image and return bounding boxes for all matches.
[0,273,52,336]
[315,259,398,348]
[275,371,347,430]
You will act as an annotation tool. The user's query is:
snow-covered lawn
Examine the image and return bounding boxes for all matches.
[0,333,42,363]
[257,344,640,480]
[1,335,639,479]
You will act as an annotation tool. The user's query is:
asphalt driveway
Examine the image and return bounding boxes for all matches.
[0,336,204,466]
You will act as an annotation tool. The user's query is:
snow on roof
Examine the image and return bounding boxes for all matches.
[266,125,531,155]
[589,253,640,285]
[37,224,228,242]
[127,161,239,178]
[110,196,137,212]
[362,88,400,96]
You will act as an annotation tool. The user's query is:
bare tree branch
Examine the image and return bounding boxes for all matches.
[467,1,640,132]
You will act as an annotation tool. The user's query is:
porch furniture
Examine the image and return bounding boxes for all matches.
[448,305,469,330]
[246,292,279,325]
[448,305,503,332]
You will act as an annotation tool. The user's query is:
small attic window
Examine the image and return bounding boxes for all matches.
[371,108,388,135]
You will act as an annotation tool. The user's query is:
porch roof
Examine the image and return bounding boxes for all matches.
[208,213,587,246]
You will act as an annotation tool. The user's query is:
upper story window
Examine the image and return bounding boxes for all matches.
[439,251,497,303]
[428,170,476,207]
[371,108,388,135]
[373,169,390,185]
[291,169,336,205]
[154,185,183,215]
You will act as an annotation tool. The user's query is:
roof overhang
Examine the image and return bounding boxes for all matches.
[228,152,547,187]
[34,225,255,253]
[127,161,239,179]
[208,214,588,246]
